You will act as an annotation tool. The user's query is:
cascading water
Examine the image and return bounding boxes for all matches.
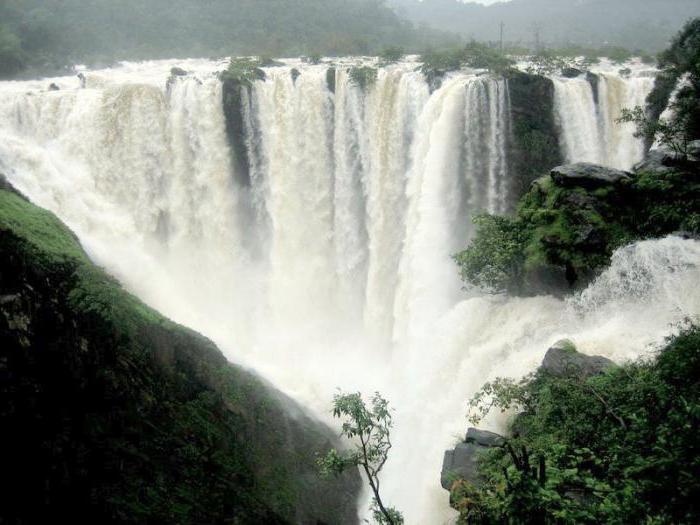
[554,61,656,170]
[1,58,696,524]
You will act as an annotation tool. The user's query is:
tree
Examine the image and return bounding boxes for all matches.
[318,391,403,525]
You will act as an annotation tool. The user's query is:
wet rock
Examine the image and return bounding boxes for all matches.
[562,67,583,78]
[633,148,685,174]
[291,68,301,83]
[541,339,615,378]
[551,163,632,189]
[466,428,505,447]
[326,67,336,93]
[441,428,505,490]
[170,67,188,77]
[48,83,60,91]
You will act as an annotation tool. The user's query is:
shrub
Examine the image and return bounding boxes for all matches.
[456,326,700,524]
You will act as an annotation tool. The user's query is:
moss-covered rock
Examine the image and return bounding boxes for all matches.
[456,158,700,295]
[0,180,361,524]
[507,71,563,206]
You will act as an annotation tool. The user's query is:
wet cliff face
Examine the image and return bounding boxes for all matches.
[0,183,360,525]
[506,71,564,205]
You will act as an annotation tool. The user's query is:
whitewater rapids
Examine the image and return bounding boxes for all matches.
[1,57,697,524]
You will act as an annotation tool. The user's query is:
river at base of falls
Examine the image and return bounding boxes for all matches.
[1,57,697,524]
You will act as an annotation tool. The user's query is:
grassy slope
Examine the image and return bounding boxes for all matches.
[0,184,359,524]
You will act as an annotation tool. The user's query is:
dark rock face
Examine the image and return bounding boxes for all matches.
[586,72,599,105]
[550,163,632,189]
[170,66,188,77]
[0,186,361,525]
[507,71,563,206]
[326,67,336,93]
[466,427,505,447]
[221,77,254,186]
[541,339,615,378]
[562,67,583,78]
[291,68,301,83]
[441,428,505,490]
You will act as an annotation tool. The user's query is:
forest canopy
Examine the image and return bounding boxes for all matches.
[0,0,453,78]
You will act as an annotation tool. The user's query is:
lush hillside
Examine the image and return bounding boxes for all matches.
[391,0,700,52]
[0,0,453,78]
[0,177,360,524]
[449,328,700,524]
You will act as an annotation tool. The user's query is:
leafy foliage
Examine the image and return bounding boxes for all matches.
[349,66,378,90]
[453,215,529,294]
[453,326,700,524]
[318,391,403,524]
[455,160,699,295]
[0,0,455,78]
[419,42,514,84]
[629,18,700,150]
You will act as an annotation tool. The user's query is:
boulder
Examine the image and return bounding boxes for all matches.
[634,148,686,173]
[466,428,505,447]
[48,83,60,91]
[291,68,301,83]
[562,67,583,78]
[441,428,505,490]
[550,163,632,189]
[170,67,188,77]
[541,339,615,378]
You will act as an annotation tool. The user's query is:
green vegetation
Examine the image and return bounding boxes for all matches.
[419,42,515,87]
[220,57,267,87]
[380,45,405,64]
[620,18,700,154]
[0,183,359,523]
[451,326,700,524]
[318,391,403,524]
[455,165,700,294]
[349,65,379,90]
[0,0,455,79]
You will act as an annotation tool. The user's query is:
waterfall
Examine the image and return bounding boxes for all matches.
[553,64,655,170]
[1,58,694,524]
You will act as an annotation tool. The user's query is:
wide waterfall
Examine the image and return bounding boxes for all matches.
[1,57,697,523]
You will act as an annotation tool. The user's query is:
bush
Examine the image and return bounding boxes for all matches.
[456,326,700,524]
[453,215,528,294]
[380,46,405,64]
[349,66,378,90]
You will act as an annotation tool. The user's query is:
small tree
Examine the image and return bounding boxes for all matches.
[617,104,693,156]
[318,391,403,525]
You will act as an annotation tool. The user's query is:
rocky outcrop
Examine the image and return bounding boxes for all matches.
[441,429,505,489]
[541,339,616,378]
[0,182,361,524]
[506,71,563,205]
[561,67,583,78]
[442,341,615,493]
[550,163,632,189]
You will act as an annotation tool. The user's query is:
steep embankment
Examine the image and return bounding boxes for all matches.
[0,177,360,524]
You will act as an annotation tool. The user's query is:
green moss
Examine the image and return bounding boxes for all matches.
[0,187,360,523]
[0,190,88,267]
[457,163,699,295]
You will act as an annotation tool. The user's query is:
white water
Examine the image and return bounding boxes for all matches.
[554,61,656,170]
[1,58,697,524]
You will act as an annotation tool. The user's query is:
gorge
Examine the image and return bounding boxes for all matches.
[1,56,698,523]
